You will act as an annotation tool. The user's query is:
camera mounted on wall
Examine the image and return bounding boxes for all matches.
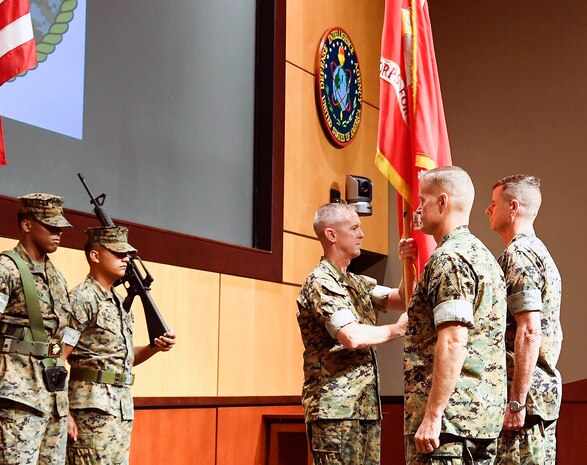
[345,175,372,216]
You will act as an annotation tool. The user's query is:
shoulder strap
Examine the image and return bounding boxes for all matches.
[1,251,48,343]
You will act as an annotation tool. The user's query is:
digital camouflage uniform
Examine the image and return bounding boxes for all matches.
[297,258,385,465]
[0,194,74,465]
[67,227,136,465]
[404,227,507,465]
[496,233,562,465]
[67,274,135,465]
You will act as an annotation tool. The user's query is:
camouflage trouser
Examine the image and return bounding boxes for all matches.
[496,417,557,465]
[307,419,381,465]
[66,408,133,465]
[0,398,67,465]
[405,434,497,465]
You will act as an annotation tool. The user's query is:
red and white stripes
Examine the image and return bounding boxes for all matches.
[0,0,37,86]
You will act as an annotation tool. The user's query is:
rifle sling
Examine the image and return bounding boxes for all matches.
[1,251,62,365]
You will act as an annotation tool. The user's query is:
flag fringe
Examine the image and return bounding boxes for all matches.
[375,149,413,206]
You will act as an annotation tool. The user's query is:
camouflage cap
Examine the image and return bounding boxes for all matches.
[85,226,137,254]
[18,193,72,228]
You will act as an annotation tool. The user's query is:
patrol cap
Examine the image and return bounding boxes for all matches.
[85,226,137,254]
[18,193,72,228]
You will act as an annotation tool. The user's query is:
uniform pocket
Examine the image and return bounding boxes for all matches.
[96,303,121,335]
[68,433,94,448]
[431,440,463,458]
[67,433,96,465]
[310,421,342,453]
[55,390,69,417]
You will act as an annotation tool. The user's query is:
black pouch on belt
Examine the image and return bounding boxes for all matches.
[42,365,68,392]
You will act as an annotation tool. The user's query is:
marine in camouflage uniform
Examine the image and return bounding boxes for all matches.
[66,227,175,465]
[297,203,407,465]
[404,227,507,464]
[486,175,562,465]
[495,234,561,464]
[0,193,77,465]
[403,167,507,465]
[67,273,135,465]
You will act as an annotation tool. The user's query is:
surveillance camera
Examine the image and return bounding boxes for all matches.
[345,175,372,216]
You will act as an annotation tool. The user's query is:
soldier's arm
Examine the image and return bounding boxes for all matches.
[502,248,544,429]
[414,322,468,453]
[370,284,407,313]
[0,258,15,314]
[336,313,407,350]
[133,330,176,366]
[503,310,541,430]
[61,292,87,362]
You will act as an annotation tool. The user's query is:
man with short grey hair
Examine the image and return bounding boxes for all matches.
[486,174,562,465]
[297,202,408,465]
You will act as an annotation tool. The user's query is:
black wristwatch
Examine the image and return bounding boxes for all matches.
[508,400,526,413]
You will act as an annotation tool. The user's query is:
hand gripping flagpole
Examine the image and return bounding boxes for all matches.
[401,198,416,310]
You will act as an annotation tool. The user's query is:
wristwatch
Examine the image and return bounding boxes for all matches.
[508,400,526,413]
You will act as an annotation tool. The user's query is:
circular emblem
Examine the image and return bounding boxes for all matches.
[11,0,78,81]
[316,27,363,147]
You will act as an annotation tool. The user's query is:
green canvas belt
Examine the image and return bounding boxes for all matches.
[0,323,62,357]
[0,337,62,357]
[70,367,135,386]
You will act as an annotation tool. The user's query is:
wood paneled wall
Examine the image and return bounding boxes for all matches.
[128,401,406,465]
[283,0,388,263]
[130,408,217,465]
[126,386,587,465]
[217,276,303,396]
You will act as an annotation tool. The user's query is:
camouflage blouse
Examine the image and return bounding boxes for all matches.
[0,243,70,415]
[404,227,507,438]
[297,258,381,423]
[68,275,134,420]
[498,232,562,421]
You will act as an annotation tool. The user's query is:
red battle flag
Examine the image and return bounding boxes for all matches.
[375,0,452,280]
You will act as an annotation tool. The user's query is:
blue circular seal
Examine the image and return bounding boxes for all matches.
[316,27,363,147]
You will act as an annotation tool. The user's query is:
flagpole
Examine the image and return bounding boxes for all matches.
[401,197,415,310]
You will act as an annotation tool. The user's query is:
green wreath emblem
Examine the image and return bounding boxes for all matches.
[10,0,78,81]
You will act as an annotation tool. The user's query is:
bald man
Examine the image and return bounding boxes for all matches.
[403,166,507,465]
[486,175,562,465]
[297,202,408,465]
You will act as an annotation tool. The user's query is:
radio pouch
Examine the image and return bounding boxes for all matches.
[42,365,68,392]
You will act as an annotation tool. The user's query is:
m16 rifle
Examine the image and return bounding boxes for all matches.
[78,173,169,347]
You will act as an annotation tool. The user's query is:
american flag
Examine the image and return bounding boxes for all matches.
[0,0,37,165]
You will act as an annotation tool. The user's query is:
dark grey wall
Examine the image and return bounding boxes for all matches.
[1,0,256,247]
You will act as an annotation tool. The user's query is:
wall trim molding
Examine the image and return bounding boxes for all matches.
[133,395,405,410]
